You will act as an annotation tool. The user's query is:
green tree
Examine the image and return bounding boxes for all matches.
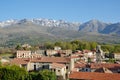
[44,42,54,49]
[15,44,22,50]
[108,58,115,63]
[29,72,38,80]
[0,65,29,80]
[65,42,72,50]
[37,70,56,80]
[71,43,78,51]
[90,42,97,50]
[54,41,62,47]
[114,45,120,53]
[84,42,91,50]
[101,45,114,53]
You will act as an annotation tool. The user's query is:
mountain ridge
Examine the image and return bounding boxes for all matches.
[0,18,80,30]
[1,18,120,35]
[0,18,120,47]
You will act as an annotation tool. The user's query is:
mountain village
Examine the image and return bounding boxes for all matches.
[0,0,120,80]
[1,44,120,80]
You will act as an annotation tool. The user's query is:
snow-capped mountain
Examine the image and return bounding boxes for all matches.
[31,18,80,27]
[0,18,80,30]
[0,18,120,47]
[0,19,18,27]
[0,18,120,35]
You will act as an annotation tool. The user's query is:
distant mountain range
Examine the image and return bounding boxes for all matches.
[0,19,80,30]
[0,18,120,47]
[79,19,120,35]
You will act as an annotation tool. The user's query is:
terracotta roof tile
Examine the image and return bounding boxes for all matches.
[69,72,120,80]
[70,55,81,59]
[74,63,120,70]
[90,63,120,69]
[50,63,65,69]
[11,57,70,65]
[11,58,30,65]
[39,57,70,63]
[75,63,86,68]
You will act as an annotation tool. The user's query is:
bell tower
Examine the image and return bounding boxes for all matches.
[96,45,104,63]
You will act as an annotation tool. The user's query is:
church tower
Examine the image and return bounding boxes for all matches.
[96,45,104,63]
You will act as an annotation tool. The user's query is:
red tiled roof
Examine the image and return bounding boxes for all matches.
[70,55,80,59]
[38,57,70,63]
[69,72,120,80]
[50,63,65,69]
[11,58,30,65]
[74,62,120,69]
[11,57,70,65]
[90,63,120,69]
[75,63,86,68]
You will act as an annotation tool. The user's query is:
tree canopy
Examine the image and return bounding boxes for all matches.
[0,65,56,80]
[44,40,120,53]
[0,65,30,80]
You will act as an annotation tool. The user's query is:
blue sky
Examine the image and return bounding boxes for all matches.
[0,0,120,23]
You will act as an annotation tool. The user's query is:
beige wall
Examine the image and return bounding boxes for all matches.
[51,66,66,79]
[16,51,31,58]
[115,54,120,60]
[46,50,58,56]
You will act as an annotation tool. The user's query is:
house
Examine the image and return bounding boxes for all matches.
[11,57,71,70]
[74,62,120,73]
[31,53,41,58]
[45,50,58,56]
[61,50,72,56]
[10,58,30,71]
[75,63,91,72]
[90,63,120,73]
[22,44,31,48]
[114,53,120,60]
[16,50,31,58]
[70,55,81,62]
[54,46,61,50]
[16,50,41,58]
[45,49,72,57]
[35,50,45,55]
[69,72,120,80]
[45,46,61,56]
[50,63,66,80]
[83,50,94,57]
[11,57,73,79]
[82,50,96,62]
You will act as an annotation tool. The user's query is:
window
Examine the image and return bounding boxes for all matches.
[66,66,68,69]
[86,69,88,71]
[42,65,45,69]
[34,65,36,70]
[58,70,60,72]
